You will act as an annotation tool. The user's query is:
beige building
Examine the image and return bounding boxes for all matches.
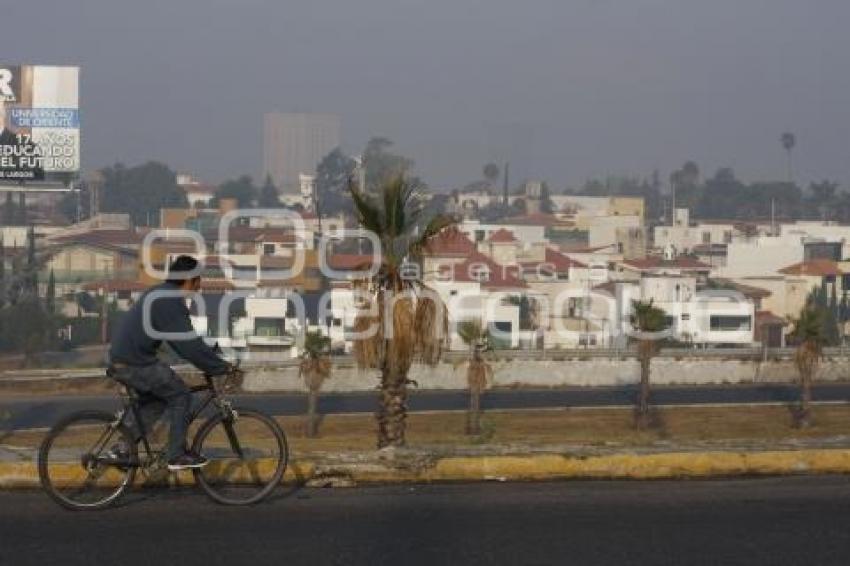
[263,112,340,194]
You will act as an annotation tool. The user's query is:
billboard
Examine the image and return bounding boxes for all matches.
[0,65,80,182]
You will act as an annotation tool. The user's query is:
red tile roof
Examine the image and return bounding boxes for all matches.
[199,279,236,292]
[446,252,527,289]
[424,228,476,257]
[211,226,297,243]
[52,230,143,249]
[755,310,787,326]
[518,248,587,275]
[82,279,147,293]
[708,278,772,299]
[327,254,379,271]
[488,228,517,243]
[501,213,562,226]
[622,256,711,272]
[778,259,843,277]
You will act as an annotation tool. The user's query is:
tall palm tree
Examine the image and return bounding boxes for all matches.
[789,305,825,428]
[630,299,667,429]
[299,330,332,437]
[349,176,456,448]
[781,132,796,184]
[457,319,493,435]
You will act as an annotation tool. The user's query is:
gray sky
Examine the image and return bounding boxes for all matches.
[5,0,849,190]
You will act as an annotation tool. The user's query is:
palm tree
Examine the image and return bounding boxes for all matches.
[788,305,825,428]
[348,176,456,448]
[630,299,667,429]
[299,330,332,437]
[457,319,493,435]
[781,132,796,184]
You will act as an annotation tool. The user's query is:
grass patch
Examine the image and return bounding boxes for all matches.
[6,405,850,456]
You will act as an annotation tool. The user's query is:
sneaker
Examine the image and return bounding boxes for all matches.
[167,451,209,471]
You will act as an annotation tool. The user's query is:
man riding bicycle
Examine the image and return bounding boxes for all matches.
[108,255,234,471]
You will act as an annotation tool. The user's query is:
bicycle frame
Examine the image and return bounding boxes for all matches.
[113,374,237,468]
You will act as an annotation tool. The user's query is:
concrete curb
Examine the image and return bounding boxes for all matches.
[5,449,850,489]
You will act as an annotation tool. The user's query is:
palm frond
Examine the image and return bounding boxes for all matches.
[413,290,449,366]
[410,214,457,259]
[387,295,416,375]
[348,178,384,236]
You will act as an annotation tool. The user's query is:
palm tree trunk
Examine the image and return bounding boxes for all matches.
[377,369,407,448]
[466,388,481,435]
[636,352,651,429]
[306,389,319,438]
[798,369,812,428]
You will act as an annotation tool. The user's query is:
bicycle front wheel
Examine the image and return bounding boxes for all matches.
[192,408,288,505]
[38,410,137,511]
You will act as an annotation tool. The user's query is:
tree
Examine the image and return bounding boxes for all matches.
[457,319,493,435]
[2,193,14,225]
[5,295,52,366]
[315,147,357,215]
[809,180,839,220]
[100,162,187,226]
[258,175,281,208]
[669,161,701,214]
[24,226,37,296]
[349,176,455,447]
[298,330,332,437]
[16,193,26,224]
[788,304,826,428]
[781,132,796,184]
[0,236,4,309]
[630,299,667,429]
[46,269,56,315]
[362,137,425,194]
[214,175,257,208]
[483,163,500,189]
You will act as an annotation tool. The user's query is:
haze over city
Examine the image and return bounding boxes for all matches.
[5,0,849,188]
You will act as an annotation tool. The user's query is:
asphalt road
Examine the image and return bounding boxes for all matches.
[4,383,850,431]
[2,477,850,565]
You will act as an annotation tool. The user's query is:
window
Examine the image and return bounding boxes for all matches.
[470,263,490,282]
[254,317,285,337]
[493,321,512,334]
[475,230,485,242]
[263,243,276,256]
[709,315,751,331]
[723,231,733,243]
[702,232,711,244]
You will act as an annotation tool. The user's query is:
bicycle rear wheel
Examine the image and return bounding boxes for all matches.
[192,408,288,505]
[38,410,137,510]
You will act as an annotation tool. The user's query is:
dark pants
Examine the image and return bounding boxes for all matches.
[110,362,191,461]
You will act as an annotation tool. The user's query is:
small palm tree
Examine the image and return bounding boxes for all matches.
[630,299,667,429]
[457,319,493,435]
[789,305,825,428]
[349,176,456,448]
[299,330,332,437]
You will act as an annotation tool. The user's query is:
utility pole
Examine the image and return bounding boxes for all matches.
[502,162,510,205]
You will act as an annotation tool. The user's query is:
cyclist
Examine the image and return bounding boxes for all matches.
[107,255,234,471]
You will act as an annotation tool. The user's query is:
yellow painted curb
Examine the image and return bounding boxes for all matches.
[5,449,850,489]
[422,450,850,481]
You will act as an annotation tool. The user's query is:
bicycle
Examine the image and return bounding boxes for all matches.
[37,364,289,510]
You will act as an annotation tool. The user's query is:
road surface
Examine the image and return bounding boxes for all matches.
[4,382,850,431]
[2,477,850,565]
